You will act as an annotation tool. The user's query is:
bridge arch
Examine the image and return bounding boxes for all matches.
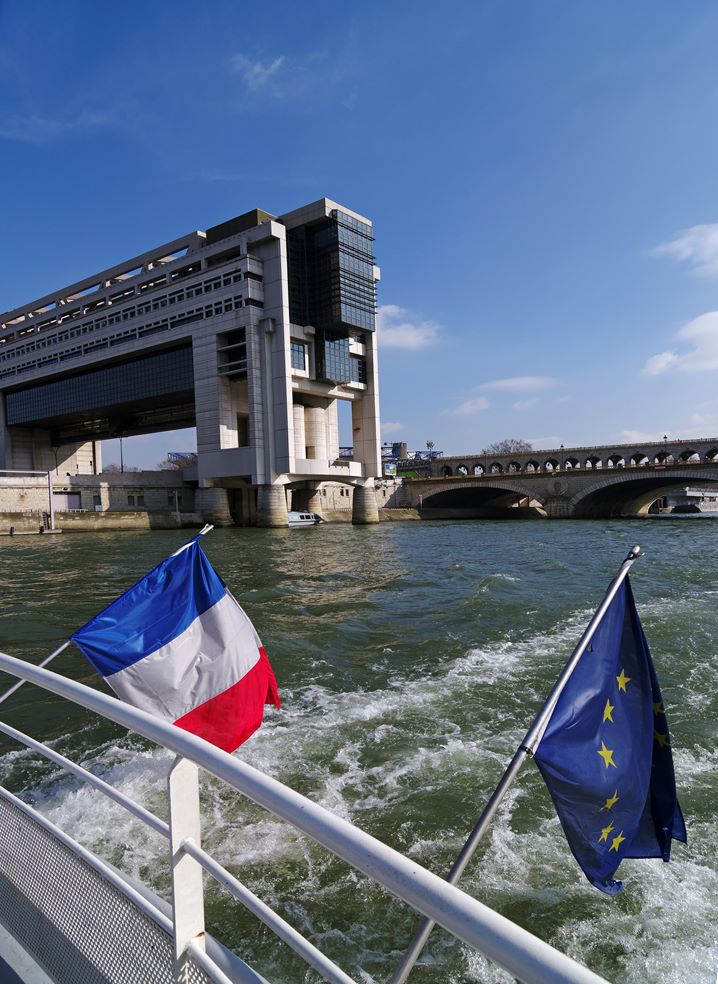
[679,449,699,463]
[568,468,718,518]
[544,458,560,472]
[565,456,580,470]
[630,452,649,467]
[525,459,540,472]
[418,478,545,519]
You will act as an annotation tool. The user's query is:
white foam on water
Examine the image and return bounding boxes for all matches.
[3,587,715,982]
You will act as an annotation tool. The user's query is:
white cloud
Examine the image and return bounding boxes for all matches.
[381,421,404,436]
[513,398,538,411]
[443,396,490,416]
[525,435,562,449]
[480,376,557,392]
[376,304,440,350]
[643,311,718,375]
[0,109,117,144]
[229,54,286,91]
[653,223,718,278]
[643,351,678,376]
[621,429,670,443]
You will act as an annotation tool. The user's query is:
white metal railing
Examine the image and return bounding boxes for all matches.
[0,650,608,984]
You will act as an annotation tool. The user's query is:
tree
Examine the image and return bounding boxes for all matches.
[483,438,533,454]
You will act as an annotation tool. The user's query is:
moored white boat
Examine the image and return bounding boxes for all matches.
[287,511,322,527]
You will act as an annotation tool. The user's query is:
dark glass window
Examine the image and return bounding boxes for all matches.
[290,341,306,371]
[5,347,194,427]
[316,333,351,383]
[286,209,376,341]
[350,356,367,384]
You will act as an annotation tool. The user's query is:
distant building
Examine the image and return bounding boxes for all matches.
[0,199,382,525]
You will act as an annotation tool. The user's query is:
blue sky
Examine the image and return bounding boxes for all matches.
[3,1,718,466]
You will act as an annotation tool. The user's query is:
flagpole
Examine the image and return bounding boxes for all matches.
[389,545,642,984]
[0,640,71,708]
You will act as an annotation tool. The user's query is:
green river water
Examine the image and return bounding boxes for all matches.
[0,519,715,983]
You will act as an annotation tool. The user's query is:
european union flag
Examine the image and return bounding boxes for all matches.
[533,577,686,894]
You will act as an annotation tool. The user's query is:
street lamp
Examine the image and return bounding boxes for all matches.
[663,434,667,465]
[560,444,564,471]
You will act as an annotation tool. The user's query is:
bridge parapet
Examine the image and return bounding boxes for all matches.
[419,438,718,478]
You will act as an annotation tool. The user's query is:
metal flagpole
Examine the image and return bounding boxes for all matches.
[0,640,71,707]
[389,545,642,984]
[0,526,214,710]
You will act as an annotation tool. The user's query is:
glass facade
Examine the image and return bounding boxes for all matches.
[317,334,351,383]
[5,347,194,426]
[350,356,367,384]
[286,209,376,383]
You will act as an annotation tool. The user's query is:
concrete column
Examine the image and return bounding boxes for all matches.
[326,400,340,460]
[256,484,289,527]
[352,482,380,525]
[293,404,306,460]
[304,407,327,461]
[196,486,233,527]
[306,485,325,518]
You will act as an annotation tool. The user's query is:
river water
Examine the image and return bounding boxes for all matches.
[0,519,715,983]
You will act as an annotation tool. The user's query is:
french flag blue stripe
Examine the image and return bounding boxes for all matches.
[72,540,226,676]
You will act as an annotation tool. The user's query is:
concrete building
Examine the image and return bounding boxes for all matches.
[0,199,382,526]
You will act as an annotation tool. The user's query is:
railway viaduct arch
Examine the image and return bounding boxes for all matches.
[404,460,718,519]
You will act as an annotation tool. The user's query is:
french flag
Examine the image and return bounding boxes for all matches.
[71,536,280,753]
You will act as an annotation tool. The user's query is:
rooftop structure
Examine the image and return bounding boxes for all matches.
[0,199,382,525]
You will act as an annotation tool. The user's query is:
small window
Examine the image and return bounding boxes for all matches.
[92,494,101,507]
[127,494,135,506]
[137,494,145,507]
[290,341,306,371]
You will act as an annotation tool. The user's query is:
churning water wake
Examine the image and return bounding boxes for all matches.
[0,519,716,982]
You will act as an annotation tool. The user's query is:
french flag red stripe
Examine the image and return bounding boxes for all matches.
[174,647,280,753]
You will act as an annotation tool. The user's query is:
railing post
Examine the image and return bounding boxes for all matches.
[168,756,206,981]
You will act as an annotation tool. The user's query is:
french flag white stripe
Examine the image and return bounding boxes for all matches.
[104,591,261,722]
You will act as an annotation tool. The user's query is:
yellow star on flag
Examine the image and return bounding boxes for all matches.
[603,698,615,723]
[602,790,620,811]
[654,729,670,748]
[597,741,617,768]
[598,821,614,843]
[653,701,664,716]
[609,831,626,852]
[616,668,631,692]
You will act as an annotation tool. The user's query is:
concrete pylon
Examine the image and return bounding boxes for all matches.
[306,485,324,518]
[196,487,234,527]
[256,484,289,527]
[352,483,380,525]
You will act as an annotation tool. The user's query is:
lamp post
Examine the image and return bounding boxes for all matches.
[560,444,564,471]
[663,434,667,465]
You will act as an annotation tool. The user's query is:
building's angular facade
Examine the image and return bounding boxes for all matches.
[0,198,381,525]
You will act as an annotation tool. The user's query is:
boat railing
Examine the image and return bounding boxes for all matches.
[0,649,607,984]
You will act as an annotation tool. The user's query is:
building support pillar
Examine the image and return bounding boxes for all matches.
[196,486,234,527]
[306,485,325,518]
[256,484,289,527]
[352,482,380,525]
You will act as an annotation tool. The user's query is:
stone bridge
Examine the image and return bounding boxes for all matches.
[401,438,718,518]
